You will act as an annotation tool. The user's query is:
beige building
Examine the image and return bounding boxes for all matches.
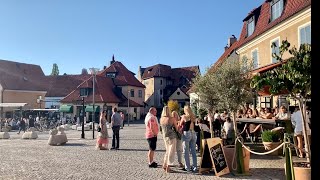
[0,60,47,118]
[209,0,311,111]
[138,64,199,111]
[235,0,311,110]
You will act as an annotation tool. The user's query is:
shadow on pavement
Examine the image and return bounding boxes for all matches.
[115,148,165,152]
[62,143,87,147]
[250,154,283,160]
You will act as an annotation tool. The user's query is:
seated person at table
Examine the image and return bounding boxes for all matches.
[222,117,235,145]
[236,109,245,118]
[253,108,259,118]
[244,108,257,118]
[273,106,289,121]
[260,108,273,119]
[258,108,266,118]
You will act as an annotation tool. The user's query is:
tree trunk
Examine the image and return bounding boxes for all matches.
[297,98,311,164]
[232,111,245,174]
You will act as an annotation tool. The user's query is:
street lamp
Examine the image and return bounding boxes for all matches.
[80,88,88,139]
[89,67,99,139]
[37,96,42,109]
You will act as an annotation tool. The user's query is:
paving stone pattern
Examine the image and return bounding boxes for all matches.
[0,123,289,180]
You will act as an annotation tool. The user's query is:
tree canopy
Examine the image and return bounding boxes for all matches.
[51,63,59,76]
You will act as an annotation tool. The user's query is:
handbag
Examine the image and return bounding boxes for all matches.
[97,126,101,132]
[173,126,182,140]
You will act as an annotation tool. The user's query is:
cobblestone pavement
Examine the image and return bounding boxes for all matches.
[0,122,294,180]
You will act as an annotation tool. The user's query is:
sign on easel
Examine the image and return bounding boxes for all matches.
[199,138,230,177]
[199,139,214,174]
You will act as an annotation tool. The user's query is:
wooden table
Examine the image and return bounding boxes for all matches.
[236,118,276,125]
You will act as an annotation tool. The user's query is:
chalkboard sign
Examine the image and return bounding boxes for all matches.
[207,138,230,176]
[199,139,214,174]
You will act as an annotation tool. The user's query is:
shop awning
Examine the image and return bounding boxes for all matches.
[85,105,100,113]
[59,105,73,113]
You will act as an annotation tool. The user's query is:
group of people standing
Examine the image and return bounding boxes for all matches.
[145,105,199,173]
[96,107,124,150]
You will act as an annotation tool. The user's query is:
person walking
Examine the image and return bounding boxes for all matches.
[171,110,184,168]
[145,107,159,168]
[17,118,26,134]
[120,111,125,129]
[96,111,109,150]
[180,105,198,172]
[111,107,122,150]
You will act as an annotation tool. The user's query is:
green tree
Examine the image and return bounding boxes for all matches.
[51,63,59,76]
[192,54,254,174]
[251,40,311,165]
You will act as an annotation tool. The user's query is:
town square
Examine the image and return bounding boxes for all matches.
[0,0,312,179]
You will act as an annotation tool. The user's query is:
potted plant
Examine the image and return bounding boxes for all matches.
[261,130,281,156]
[251,40,311,179]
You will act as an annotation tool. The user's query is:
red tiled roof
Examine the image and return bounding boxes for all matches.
[237,0,311,49]
[99,61,145,88]
[45,75,91,97]
[251,62,282,74]
[0,59,47,91]
[61,75,121,104]
[141,64,172,79]
[208,41,239,73]
[171,66,199,88]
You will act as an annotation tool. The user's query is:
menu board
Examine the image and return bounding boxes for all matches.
[199,139,214,174]
[206,138,230,176]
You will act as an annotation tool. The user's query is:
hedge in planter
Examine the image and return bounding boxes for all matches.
[261,130,282,156]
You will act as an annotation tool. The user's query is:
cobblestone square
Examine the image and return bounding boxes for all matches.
[0,123,288,180]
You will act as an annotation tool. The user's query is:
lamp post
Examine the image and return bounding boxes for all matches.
[89,68,99,139]
[81,97,85,139]
[80,88,88,139]
[127,90,130,126]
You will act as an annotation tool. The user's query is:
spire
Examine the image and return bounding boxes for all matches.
[110,54,116,65]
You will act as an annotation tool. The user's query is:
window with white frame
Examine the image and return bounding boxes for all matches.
[247,17,255,37]
[252,49,259,69]
[260,96,272,108]
[138,90,142,98]
[130,89,134,97]
[271,0,284,21]
[271,38,280,63]
[299,23,311,45]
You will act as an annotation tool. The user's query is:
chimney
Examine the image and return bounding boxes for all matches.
[103,66,106,70]
[228,35,237,47]
[224,45,229,51]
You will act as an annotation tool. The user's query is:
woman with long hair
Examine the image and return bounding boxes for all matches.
[179,105,198,172]
[96,111,109,150]
[171,110,184,168]
[160,106,178,173]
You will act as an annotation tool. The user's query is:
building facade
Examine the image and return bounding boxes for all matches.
[138,64,199,111]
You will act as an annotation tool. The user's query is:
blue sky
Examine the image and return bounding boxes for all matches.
[0,0,263,76]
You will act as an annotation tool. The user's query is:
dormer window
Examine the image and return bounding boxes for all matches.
[106,72,116,78]
[247,16,255,37]
[80,88,89,97]
[271,0,284,21]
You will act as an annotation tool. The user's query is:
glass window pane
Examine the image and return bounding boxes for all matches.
[300,27,306,45]
[306,25,311,44]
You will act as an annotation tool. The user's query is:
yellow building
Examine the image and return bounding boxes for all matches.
[210,0,311,111]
